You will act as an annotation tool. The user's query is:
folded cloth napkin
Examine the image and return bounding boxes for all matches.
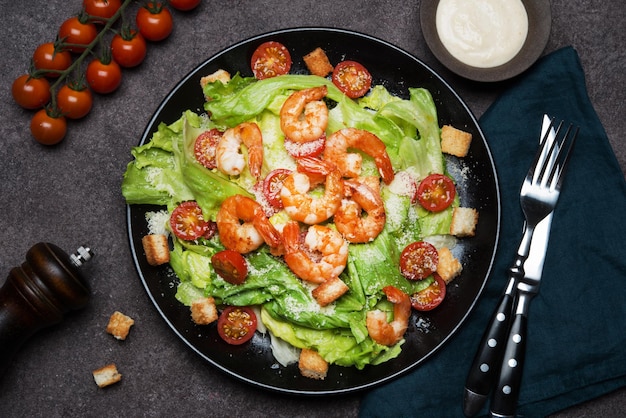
[359,47,626,417]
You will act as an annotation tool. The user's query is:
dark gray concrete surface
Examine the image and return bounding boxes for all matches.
[0,0,624,416]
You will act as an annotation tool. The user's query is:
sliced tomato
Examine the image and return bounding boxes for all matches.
[211,250,248,285]
[332,60,372,99]
[416,173,456,212]
[399,241,439,281]
[284,134,325,159]
[203,221,217,240]
[194,129,222,169]
[262,168,292,210]
[410,273,446,311]
[250,41,292,80]
[169,201,209,240]
[217,306,257,345]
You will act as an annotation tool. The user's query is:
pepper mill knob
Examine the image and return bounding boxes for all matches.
[0,242,92,376]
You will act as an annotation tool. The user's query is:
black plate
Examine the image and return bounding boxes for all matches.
[127,28,500,395]
[420,0,552,82]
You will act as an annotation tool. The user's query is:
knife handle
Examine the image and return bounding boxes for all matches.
[490,312,528,418]
[463,292,515,416]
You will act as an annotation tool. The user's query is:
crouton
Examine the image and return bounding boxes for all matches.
[441,125,472,157]
[200,69,231,88]
[92,364,122,388]
[106,311,135,340]
[450,207,479,237]
[303,47,334,77]
[190,297,218,325]
[437,247,463,284]
[312,277,349,307]
[298,348,328,380]
[142,234,170,266]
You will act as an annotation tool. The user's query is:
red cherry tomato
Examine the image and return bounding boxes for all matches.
[111,29,147,68]
[416,173,456,212]
[86,57,122,94]
[211,250,248,285]
[399,241,439,281]
[168,0,201,11]
[136,2,173,42]
[30,108,67,145]
[58,15,98,53]
[83,0,122,22]
[250,41,292,80]
[283,135,325,159]
[194,129,222,169]
[12,75,51,109]
[56,84,93,119]
[262,168,292,210]
[410,273,446,311]
[32,43,72,78]
[332,60,372,99]
[169,201,209,240]
[217,306,257,345]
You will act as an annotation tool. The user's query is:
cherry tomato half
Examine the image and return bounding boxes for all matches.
[83,0,122,22]
[332,60,372,99]
[86,57,122,94]
[211,250,248,285]
[217,306,257,345]
[416,173,456,212]
[262,168,292,210]
[250,41,292,80]
[136,2,173,42]
[399,241,439,281]
[32,43,72,78]
[111,29,147,68]
[168,0,201,11]
[284,135,325,159]
[58,15,98,53]
[170,201,209,240]
[30,108,67,145]
[57,84,93,119]
[12,74,51,109]
[410,273,446,311]
[194,129,222,169]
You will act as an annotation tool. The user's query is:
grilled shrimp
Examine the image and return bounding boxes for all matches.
[216,122,263,179]
[282,221,348,284]
[335,179,386,243]
[279,157,343,225]
[216,195,283,254]
[366,286,411,346]
[280,86,328,143]
[324,127,395,184]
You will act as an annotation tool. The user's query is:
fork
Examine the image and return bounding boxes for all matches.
[463,117,579,417]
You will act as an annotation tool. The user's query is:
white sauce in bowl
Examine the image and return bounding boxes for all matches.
[436,0,529,68]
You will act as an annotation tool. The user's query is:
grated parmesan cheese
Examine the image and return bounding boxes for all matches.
[145,210,170,236]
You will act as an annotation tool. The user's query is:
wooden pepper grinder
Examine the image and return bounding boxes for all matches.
[0,242,92,376]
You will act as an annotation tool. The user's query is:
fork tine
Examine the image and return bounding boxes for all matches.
[526,117,556,183]
[549,124,579,189]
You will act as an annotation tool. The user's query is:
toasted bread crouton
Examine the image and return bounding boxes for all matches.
[92,364,122,388]
[200,69,231,88]
[142,234,170,266]
[299,348,328,380]
[450,207,479,237]
[312,277,349,307]
[106,311,135,340]
[441,125,472,157]
[303,47,334,77]
[437,247,463,284]
[190,297,218,325]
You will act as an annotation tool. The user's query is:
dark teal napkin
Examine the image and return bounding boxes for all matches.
[359,47,626,417]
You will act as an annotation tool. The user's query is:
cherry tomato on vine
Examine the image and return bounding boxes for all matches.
[211,250,248,285]
[32,43,72,78]
[111,29,147,68]
[410,273,446,311]
[194,129,222,169]
[250,41,292,80]
[12,74,51,109]
[83,0,122,22]
[57,84,93,119]
[262,168,292,210]
[217,306,257,345]
[58,15,98,53]
[399,241,439,281]
[86,57,122,94]
[416,173,456,212]
[169,201,209,240]
[168,0,201,11]
[136,2,173,42]
[30,108,67,145]
[332,60,372,99]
